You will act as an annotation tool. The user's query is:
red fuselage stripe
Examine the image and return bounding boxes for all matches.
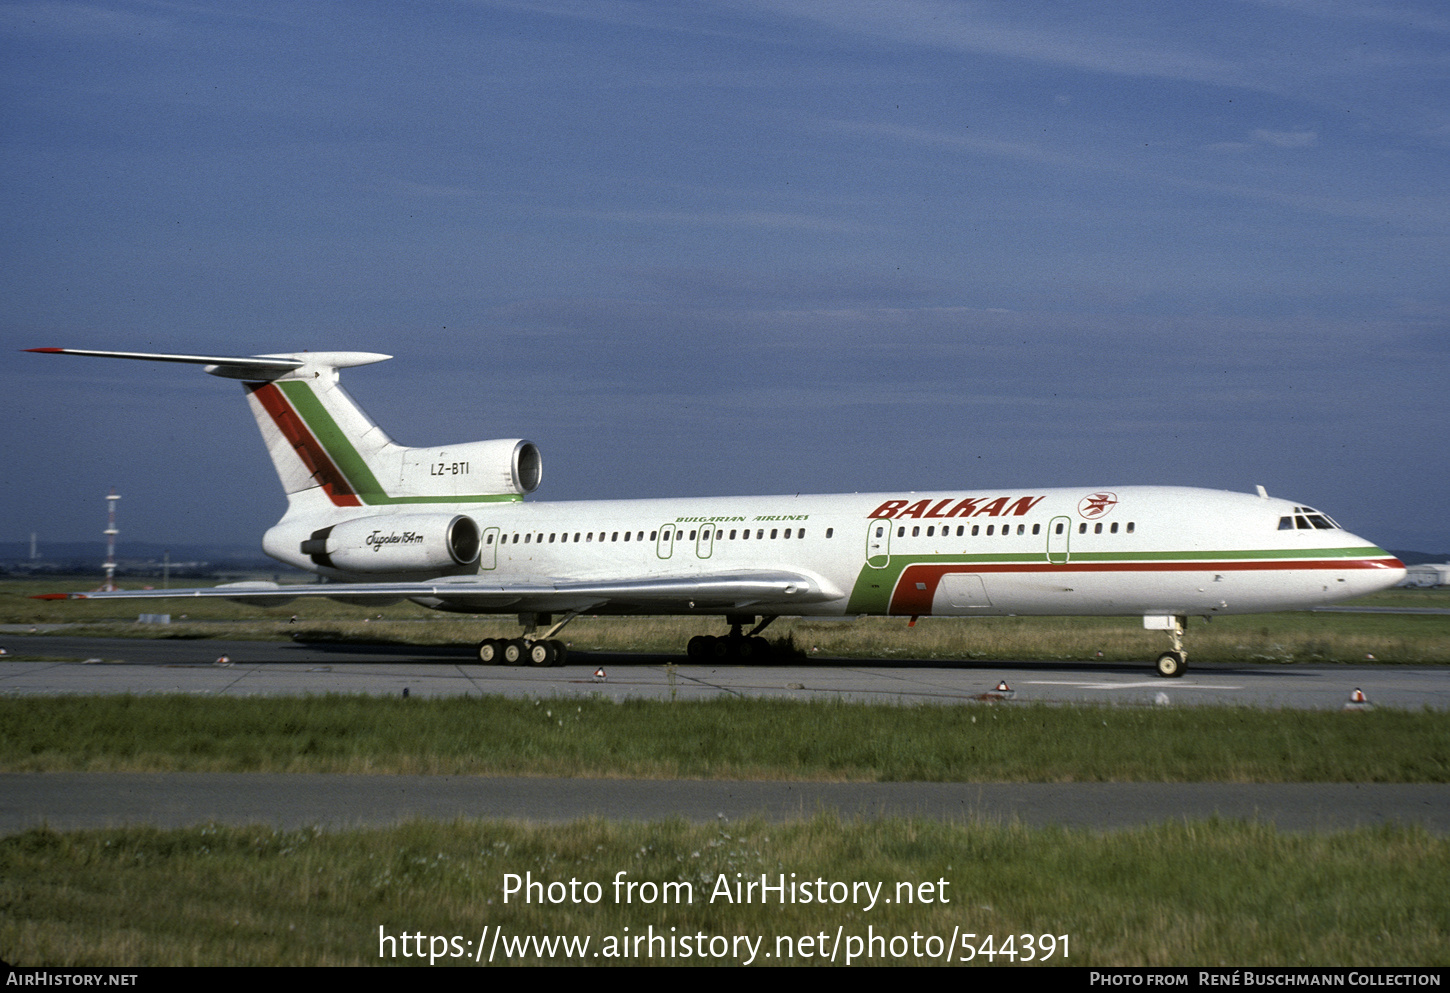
[889,558,1403,614]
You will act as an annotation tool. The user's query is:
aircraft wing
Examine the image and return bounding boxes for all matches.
[35,571,843,614]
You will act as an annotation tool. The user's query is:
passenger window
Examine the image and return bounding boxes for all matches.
[690,530,697,540]
[825,528,832,538]
[1017,524,1025,535]
[486,535,494,545]
[986,525,994,536]
[1054,523,1063,535]
[897,527,905,538]
[1032,523,1040,535]
[771,529,778,539]
[1094,523,1103,534]
[783,529,791,539]
[1079,524,1086,534]
[912,526,920,537]
[757,529,764,539]
[624,531,631,542]
[612,532,619,542]
[730,529,738,539]
[971,525,979,536]
[1127,522,1134,533]
[1110,523,1118,534]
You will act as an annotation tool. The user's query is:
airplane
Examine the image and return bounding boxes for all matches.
[26,346,1407,677]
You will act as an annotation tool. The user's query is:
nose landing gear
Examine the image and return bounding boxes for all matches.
[1149,615,1189,678]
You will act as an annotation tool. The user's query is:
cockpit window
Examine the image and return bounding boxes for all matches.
[1280,507,1341,530]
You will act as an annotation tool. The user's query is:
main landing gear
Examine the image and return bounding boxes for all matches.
[1153,615,1189,678]
[686,615,778,662]
[476,611,578,668]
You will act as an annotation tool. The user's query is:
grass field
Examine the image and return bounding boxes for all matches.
[3,818,1446,966]
[4,695,1447,780]
[4,577,1449,664]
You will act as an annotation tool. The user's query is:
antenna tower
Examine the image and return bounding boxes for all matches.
[103,489,120,591]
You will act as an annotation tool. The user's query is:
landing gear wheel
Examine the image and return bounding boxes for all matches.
[550,640,569,666]
[527,641,557,667]
[502,639,527,666]
[687,635,712,659]
[1155,651,1186,678]
[477,639,503,664]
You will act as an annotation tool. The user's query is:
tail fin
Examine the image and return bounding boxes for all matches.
[27,348,542,510]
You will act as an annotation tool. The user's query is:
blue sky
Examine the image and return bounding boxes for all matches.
[4,1,1447,553]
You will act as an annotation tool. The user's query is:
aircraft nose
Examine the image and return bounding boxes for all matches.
[1352,537,1405,591]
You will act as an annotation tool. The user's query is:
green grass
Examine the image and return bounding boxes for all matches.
[3,818,1445,966]
[4,695,1447,780]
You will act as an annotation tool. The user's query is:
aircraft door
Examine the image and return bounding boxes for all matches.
[866,519,893,568]
[696,524,715,559]
[1047,516,1071,564]
[481,527,500,570]
[656,524,676,560]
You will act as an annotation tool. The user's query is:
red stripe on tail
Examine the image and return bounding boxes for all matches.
[246,382,362,507]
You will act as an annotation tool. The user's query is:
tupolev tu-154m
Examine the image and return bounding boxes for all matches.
[27,347,1406,676]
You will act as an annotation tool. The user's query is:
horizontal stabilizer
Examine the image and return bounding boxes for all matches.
[25,348,391,380]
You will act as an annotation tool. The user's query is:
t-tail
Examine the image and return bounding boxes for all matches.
[26,348,541,511]
[25,348,542,575]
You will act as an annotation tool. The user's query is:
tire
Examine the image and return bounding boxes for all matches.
[687,635,710,659]
[550,640,569,666]
[502,639,526,666]
[1155,651,1186,678]
[477,639,502,664]
[527,641,556,667]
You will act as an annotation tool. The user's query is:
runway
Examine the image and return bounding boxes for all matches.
[1,635,1446,710]
[5,636,1446,837]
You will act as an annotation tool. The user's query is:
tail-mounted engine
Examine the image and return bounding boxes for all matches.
[300,513,482,573]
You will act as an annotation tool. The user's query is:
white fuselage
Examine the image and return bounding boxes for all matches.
[263,485,1404,619]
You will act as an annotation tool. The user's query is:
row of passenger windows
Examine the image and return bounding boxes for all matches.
[484,526,838,546]
[878,521,1137,538]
